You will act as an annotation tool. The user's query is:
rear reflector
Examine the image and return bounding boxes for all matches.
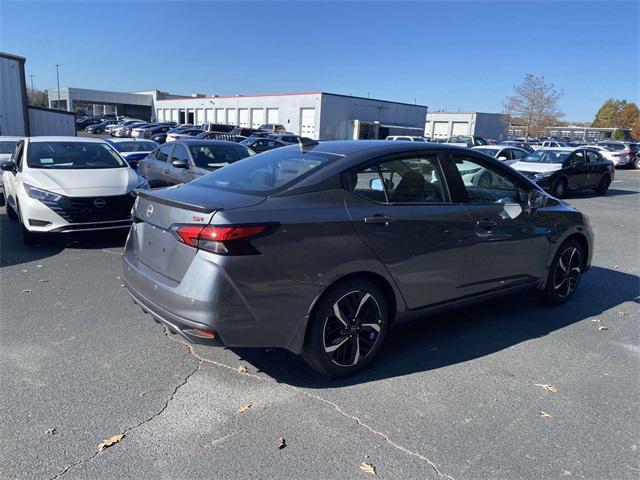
[171,224,273,255]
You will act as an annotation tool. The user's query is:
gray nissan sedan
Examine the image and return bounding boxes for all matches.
[123,141,593,377]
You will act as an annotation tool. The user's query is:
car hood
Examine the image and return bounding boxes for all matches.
[510,161,563,173]
[24,167,140,196]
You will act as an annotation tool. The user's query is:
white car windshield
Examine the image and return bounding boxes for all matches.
[27,142,126,169]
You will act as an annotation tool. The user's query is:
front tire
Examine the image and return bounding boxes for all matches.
[633,155,640,170]
[302,279,389,377]
[594,175,611,195]
[540,240,584,304]
[551,177,568,198]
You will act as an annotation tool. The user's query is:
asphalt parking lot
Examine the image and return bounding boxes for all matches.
[1,170,638,480]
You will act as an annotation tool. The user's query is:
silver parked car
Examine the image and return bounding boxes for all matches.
[123,141,594,377]
[138,140,254,187]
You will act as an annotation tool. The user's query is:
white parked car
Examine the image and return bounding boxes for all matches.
[0,136,148,244]
[385,136,427,142]
[107,119,144,136]
[577,145,623,166]
[472,145,529,164]
[0,136,24,206]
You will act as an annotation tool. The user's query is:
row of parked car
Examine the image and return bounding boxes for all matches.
[0,133,598,376]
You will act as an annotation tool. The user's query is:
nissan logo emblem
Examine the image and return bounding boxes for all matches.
[146,205,154,217]
[93,198,106,208]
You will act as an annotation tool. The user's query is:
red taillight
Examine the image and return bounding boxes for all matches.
[171,224,271,255]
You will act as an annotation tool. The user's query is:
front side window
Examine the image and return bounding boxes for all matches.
[171,144,190,163]
[349,156,447,204]
[511,148,526,159]
[586,150,600,163]
[156,144,173,162]
[453,155,523,204]
[26,142,126,169]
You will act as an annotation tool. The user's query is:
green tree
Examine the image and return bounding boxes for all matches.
[617,103,640,129]
[27,89,49,108]
[592,99,627,127]
[503,74,564,137]
[613,128,625,140]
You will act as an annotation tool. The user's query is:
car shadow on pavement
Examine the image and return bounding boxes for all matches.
[231,266,639,388]
[0,209,127,268]
[563,188,638,198]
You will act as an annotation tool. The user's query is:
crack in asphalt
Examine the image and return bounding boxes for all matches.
[48,340,202,480]
[160,329,455,480]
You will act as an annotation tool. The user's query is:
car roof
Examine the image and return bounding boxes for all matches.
[282,140,471,157]
[537,147,575,152]
[173,139,242,146]
[0,136,25,141]
[107,138,157,143]
[27,136,107,143]
[472,145,501,149]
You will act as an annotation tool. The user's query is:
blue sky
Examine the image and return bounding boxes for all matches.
[1,1,638,121]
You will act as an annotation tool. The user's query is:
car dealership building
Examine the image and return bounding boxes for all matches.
[48,87,428,140]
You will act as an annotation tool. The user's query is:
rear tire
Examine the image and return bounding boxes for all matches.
[594,175,611,195]
[7,202,18,220]
[633,156,640,170]
[551,178,567,198]
[539,240,584,304]
[302,279,389,378]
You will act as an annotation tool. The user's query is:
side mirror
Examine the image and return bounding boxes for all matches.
[370,178,384,191]
[528,189,547,209]
[0,160,16,172]
[171,159,188,169]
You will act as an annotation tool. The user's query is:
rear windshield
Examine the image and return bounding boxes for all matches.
[113,141,158,152]
[191,147,340,194]
[189,143,254,169]
[521,150,570,164]
[27,141,126,169]
[0,141,18,154]
[602,143,625,151]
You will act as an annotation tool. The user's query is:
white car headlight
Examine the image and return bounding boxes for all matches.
[23,183,62,202]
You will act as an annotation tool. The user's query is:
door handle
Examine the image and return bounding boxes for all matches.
[364,215,397,225]
[475,219,497,229]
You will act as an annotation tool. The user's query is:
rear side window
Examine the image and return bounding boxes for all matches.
[188,144,253,169]
[191,148,339,195]
[586,151,600,163]
[156,144,173,162]
[349,156,448,204]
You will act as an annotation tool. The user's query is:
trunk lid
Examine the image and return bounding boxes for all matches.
[129,185,265,281]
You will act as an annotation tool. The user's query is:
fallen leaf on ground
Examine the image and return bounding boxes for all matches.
[360,462,377,475]
[138,391,146,398]
[539,411,552,419]
[62,336,75,342]
[617,311,628,316]
[277,437,286,449]
[238,365,248,373]
[36,264,43,268]
[598,326,608,331]
[97,433,125,452]
[611,265,620,269]
[591,319,601,323]
[38,279,49,283]
[120,284,125,288]
[236,404,251,415]
[21,269,28,273]
[45,427,57,435]
[21,289,32,293]
[534,383,558,393]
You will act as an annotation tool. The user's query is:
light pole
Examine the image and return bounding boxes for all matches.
[29,74,34,104]
[55,64,61,110]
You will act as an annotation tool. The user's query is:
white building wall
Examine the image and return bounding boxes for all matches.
[0,54,28,136]
[425,112,510,140]
[154,93,323,138]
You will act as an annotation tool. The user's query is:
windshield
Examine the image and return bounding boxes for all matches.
[520,150,570,164]
[189,143,254,169]
[27,141,126,169]
[474,147,498,157]
[191,148,340,194]
[0,141,18,154]
[113,141,158,152]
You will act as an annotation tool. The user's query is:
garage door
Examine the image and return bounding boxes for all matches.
[238,108,249,127]
[300,108,316,138]
[251,108,265,129]
[227,109,237,126]
[267,108,279,124]
[156,109,164,122]
[205,109,214,122]
[451,122,469,136]
[215,108,225,124]
[433,121,449,138]
[196,109,205,124]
